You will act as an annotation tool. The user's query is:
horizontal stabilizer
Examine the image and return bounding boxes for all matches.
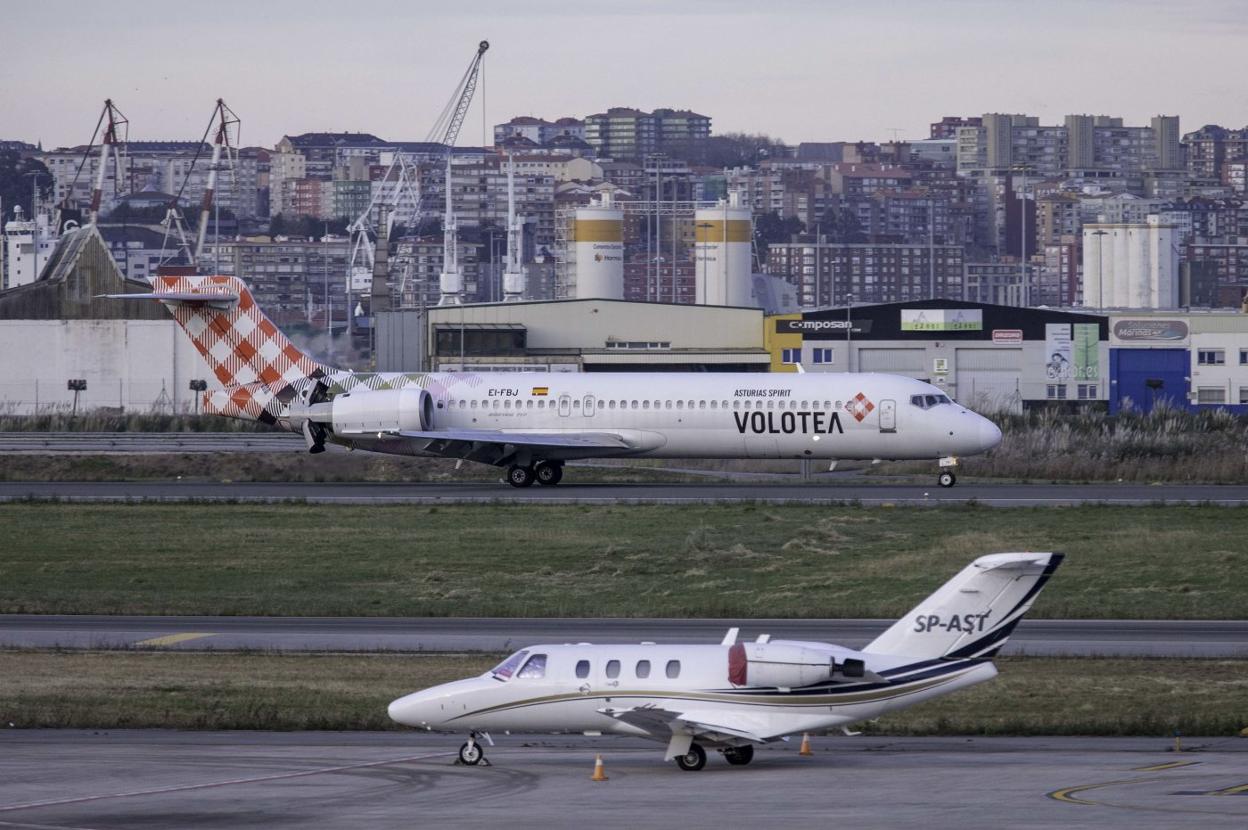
[99,291,240,307]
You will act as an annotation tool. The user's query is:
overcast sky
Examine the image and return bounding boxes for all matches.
[3,0,1245,150]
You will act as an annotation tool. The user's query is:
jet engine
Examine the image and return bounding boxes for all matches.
[728,642,866,689]
[330,388,433,435]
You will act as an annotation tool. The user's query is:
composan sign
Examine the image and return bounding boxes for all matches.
[992,329,1023,344]
[900,309,983,331]
[1112,319,1189,341]
[775,318,873,338]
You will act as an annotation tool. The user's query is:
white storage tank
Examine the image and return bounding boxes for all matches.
[572,193,624,299]
[1082,216,1178,309]
[695,193,753,306]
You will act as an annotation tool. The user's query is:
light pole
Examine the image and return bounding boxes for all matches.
[1091,229,1108,309]
[846,292,854,373]
[1011,165,1032,307]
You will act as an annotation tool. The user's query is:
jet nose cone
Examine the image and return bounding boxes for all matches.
[388,694,420,727]
[977,418,1002,452]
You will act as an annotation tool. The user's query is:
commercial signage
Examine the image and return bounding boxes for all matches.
[776,318,873,338]
[1112,319,1189,342]
[992,329,1023,345]
[900,309,982,331]
[1045,323,1100,381]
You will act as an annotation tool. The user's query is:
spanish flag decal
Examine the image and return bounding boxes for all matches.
[531,386,549,396]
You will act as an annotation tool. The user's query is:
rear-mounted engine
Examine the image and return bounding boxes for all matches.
[330,388,433,435]
[728,642,865,689]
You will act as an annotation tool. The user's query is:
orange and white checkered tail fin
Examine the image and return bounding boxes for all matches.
[104,275,331,424]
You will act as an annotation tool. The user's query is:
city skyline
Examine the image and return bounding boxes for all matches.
[2,0,1246,150]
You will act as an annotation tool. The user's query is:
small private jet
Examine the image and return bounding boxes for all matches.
[112,274,1001,487]
[388,551,1064,770]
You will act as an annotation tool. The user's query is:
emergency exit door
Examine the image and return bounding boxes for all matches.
[878,399,896,433]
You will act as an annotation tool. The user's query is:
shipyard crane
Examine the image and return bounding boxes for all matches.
[502,151,526,301]
[193,99,240,267]
[56,99,129,229]
[348,39,489,309]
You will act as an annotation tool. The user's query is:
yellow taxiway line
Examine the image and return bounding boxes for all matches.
[134,633,217,647]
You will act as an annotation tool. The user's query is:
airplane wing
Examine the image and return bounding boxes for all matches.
[600,705,767,746]
[397,429,631,449]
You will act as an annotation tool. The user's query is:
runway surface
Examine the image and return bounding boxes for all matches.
[4,479,1247,505]
[1,731,1245,829]
[3,615,1244,657]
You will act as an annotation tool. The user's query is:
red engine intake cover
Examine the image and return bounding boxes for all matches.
[727,642,747,686]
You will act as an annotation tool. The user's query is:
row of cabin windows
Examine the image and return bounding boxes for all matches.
[445,398,846,411]
[575,658,680,680]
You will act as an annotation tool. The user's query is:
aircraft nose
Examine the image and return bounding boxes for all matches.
[388,693,426,727]
[977,418,1002,452]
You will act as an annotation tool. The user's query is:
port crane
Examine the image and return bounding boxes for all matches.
[347,40,489,311]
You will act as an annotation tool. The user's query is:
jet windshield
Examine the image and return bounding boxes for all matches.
[910,393,953,410]
[491,649,529,681]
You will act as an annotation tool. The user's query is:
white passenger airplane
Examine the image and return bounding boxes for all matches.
[388,552,1063,770]
[112,275,1001,487]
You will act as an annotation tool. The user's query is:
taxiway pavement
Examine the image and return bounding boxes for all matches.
[1,731,1245,829]
[2,615,1244,657]
[4,479,1247,505]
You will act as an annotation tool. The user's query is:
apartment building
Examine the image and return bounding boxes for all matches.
[766,242,964,308]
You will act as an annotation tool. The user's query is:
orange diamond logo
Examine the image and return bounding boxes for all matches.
[847,392,875,422]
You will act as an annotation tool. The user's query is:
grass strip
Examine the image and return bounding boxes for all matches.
[1,651,1244,736]
[1,503,1246,619]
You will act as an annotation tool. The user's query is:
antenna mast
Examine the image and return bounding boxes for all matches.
[502,152,526,301]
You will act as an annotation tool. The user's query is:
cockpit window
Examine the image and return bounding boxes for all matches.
[517,653,547,679]
[910,393,954,410]
[491,649,529,681]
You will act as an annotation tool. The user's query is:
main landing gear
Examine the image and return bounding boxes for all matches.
[722,744,754,766]
[506,461,563,488]
[674,742,707,771]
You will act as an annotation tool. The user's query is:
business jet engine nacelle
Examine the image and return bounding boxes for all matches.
[728,642,866,689]
[330,388,433,435]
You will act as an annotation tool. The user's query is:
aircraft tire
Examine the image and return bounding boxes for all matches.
[535,462,563,486]
[722,745,754,766]
[459,741,483,765]
[675,743,707,771]
[507,465,536,488]
[938,471,956,488]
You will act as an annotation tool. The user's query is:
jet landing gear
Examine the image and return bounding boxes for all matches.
[506,461,564,487]
[506,464,535,488]
[674,742,707,771]
[937,456,958,488]
[457,732,492,766]
[535,461,563,486]
[722,745,754,766]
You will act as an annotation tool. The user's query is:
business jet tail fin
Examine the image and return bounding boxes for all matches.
[865,552,1064,660]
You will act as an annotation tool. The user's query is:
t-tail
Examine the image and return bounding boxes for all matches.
[866,552,1064,660]
[106,275,334,424]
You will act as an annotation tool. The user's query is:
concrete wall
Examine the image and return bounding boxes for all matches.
[0,320,216,414]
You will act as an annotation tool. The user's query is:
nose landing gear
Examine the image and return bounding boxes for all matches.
[937,456,958,488]
[457,732,493,766]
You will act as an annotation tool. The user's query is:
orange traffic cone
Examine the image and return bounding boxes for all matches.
[799,733,813,756]
[591,754,608,781]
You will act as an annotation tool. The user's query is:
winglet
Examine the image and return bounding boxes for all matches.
[720,627,740,646]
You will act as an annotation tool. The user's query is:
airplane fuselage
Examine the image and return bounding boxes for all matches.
[328,371,1000,463]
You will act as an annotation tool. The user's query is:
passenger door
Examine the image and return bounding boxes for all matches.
[878,399,896,433]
